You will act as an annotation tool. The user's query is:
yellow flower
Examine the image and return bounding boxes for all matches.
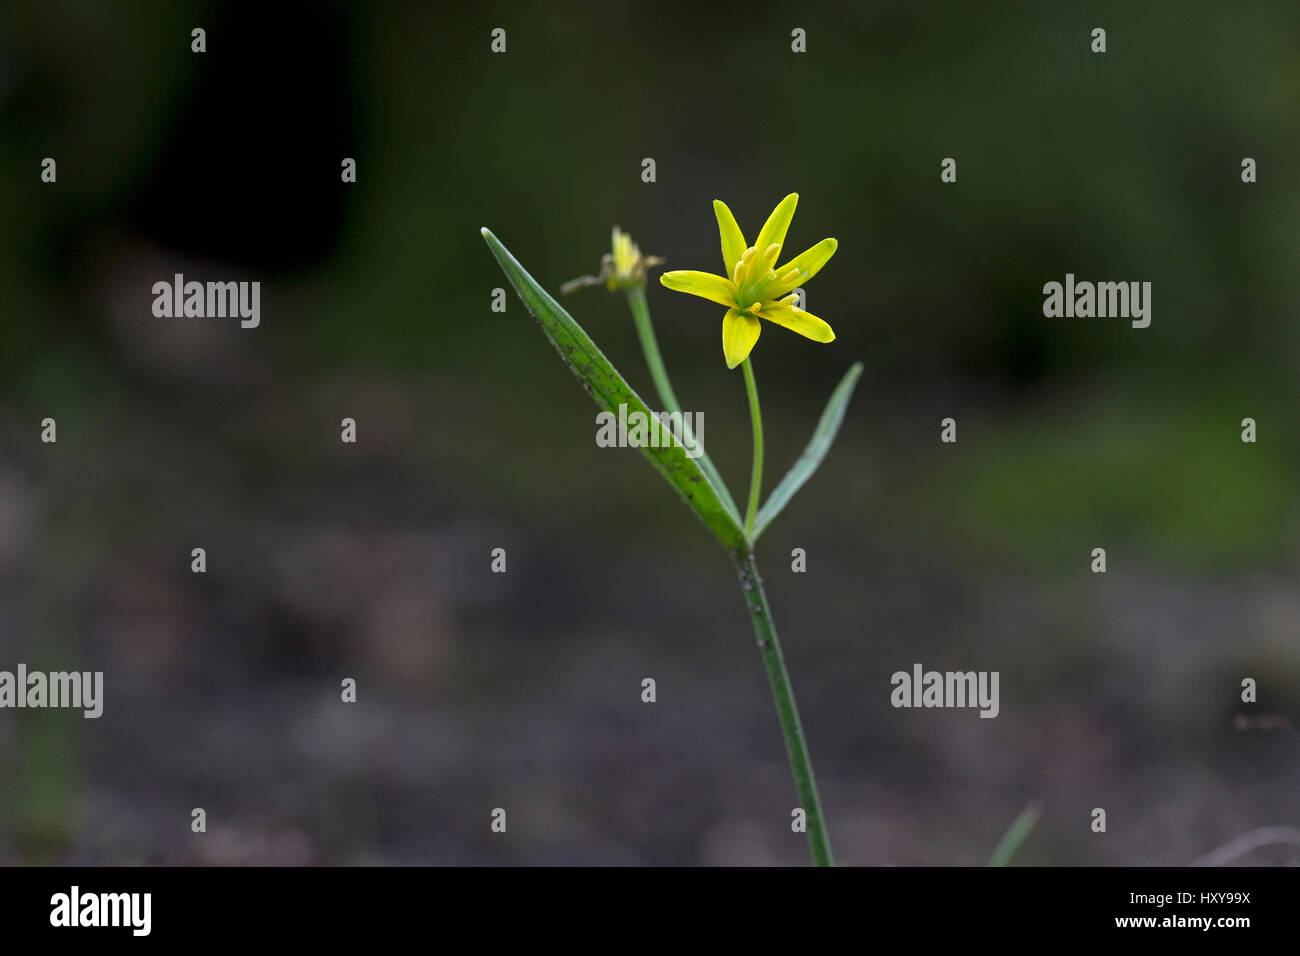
[609,227,643,286]
[659,193,837,369]
[562,226,664,294]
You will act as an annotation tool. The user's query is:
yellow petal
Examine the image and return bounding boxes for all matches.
[659,270,737,308]
[753,193,799,262]
[772,237,837,295]
[758,305,835,343]
[722,308,762,369]
[713,200,748,274]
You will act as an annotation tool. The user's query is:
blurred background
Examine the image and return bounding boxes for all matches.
[1,0,1297,865]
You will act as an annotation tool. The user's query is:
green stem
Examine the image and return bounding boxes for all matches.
[741,357,763,540]
[735,552,834,866]
[628,294,831,864]
[625,287,742,524]
[627,286,685,410]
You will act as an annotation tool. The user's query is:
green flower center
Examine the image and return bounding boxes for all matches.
[733,243,801,315]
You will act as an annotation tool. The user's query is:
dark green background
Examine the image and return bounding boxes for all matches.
[0,1,1296,864]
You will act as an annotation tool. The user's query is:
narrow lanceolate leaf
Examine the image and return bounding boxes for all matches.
[752,361,864,540]
[482,228,747,553]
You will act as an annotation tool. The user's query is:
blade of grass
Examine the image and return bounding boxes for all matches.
[987,801,1042,866]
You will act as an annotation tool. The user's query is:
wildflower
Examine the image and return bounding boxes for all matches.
[659,193,837,368]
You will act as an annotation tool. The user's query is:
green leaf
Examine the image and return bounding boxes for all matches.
[752,361,863,540]
[482,228,747,553]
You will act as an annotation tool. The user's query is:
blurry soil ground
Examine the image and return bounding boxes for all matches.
[1,371,1295,866]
